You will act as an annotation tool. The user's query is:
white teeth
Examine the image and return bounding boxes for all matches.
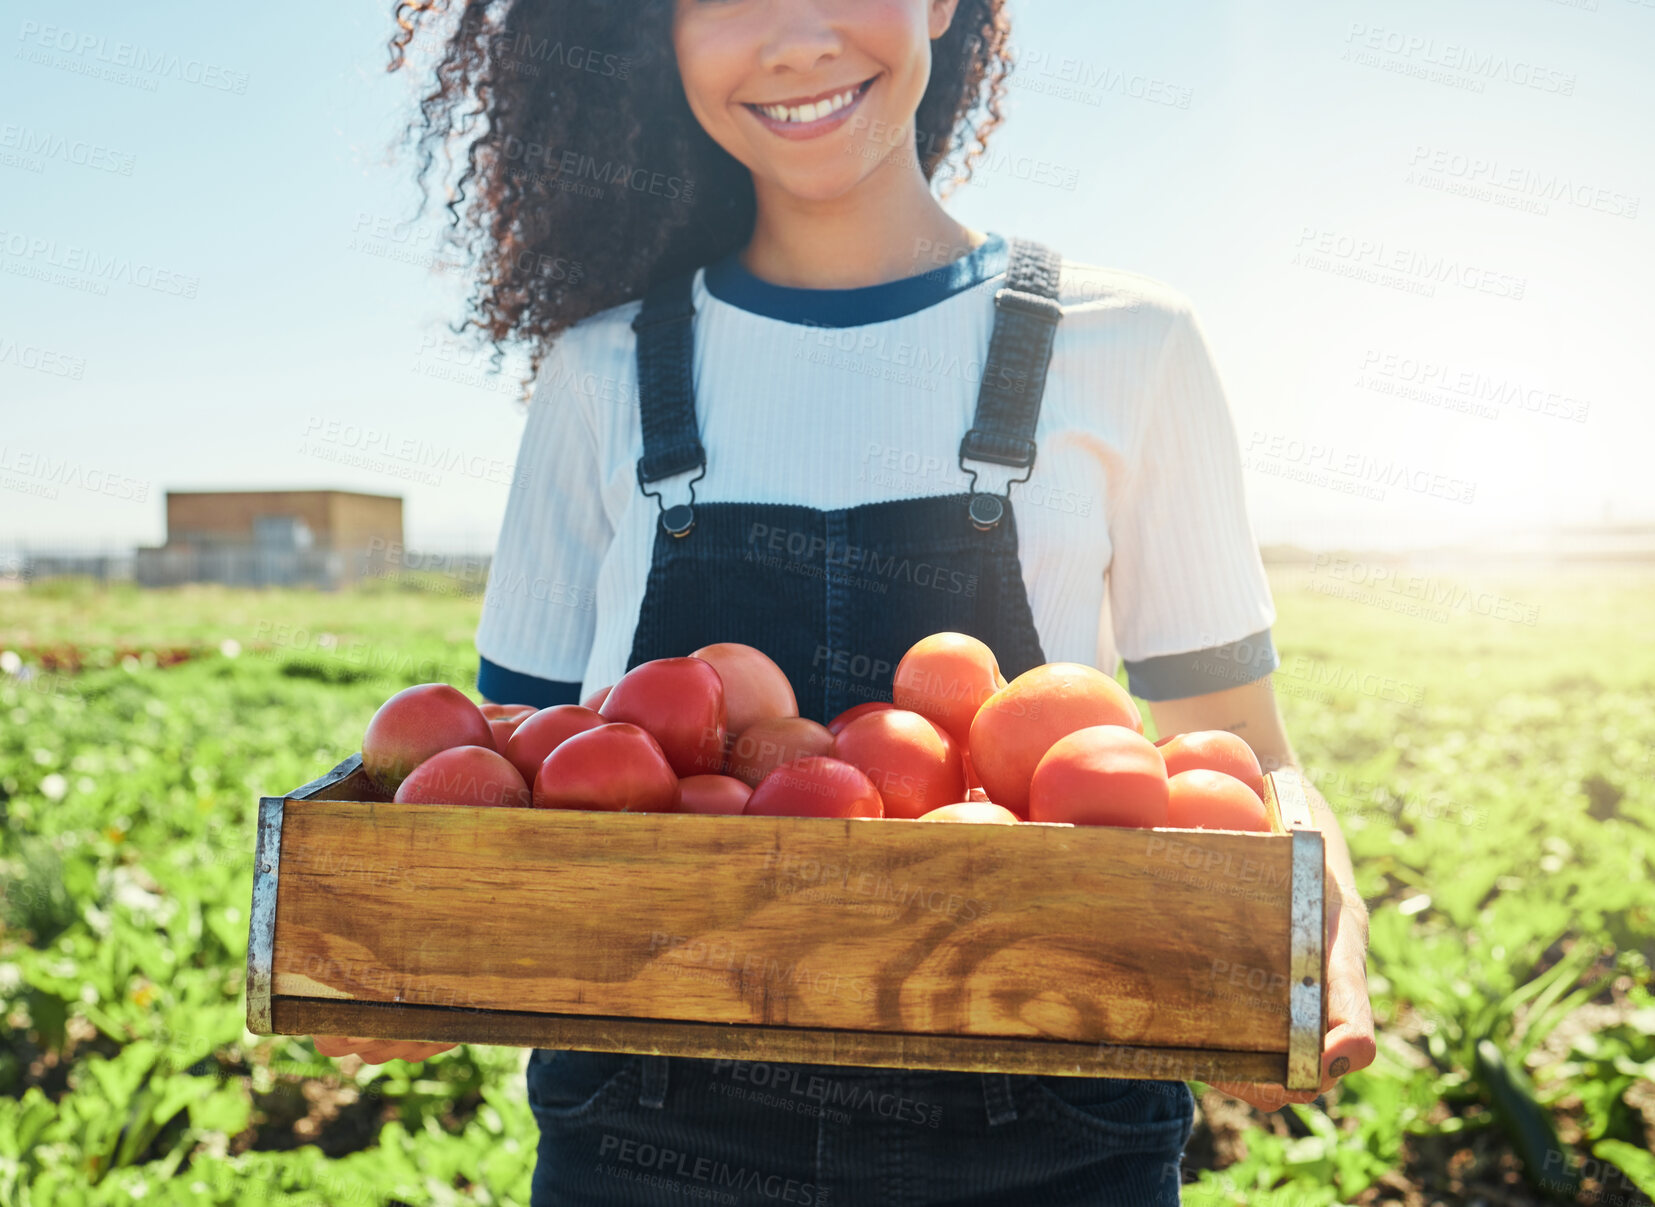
[757,84,861,123]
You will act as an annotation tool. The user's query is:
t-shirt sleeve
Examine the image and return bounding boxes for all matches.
[1106,302,1278,701]
[473,338,613,706]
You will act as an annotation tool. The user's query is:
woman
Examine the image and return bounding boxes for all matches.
[318,1,1376,1202]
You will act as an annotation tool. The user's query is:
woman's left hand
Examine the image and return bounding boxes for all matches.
[1207,870,1376,1111]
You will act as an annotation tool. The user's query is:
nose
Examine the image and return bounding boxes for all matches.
[756,0,844,77]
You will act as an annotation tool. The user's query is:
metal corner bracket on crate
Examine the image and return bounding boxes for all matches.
[1274,771,1328,1091]
[246,754,363,1035]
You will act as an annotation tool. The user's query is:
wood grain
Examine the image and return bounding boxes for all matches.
[269,769,1303,1056]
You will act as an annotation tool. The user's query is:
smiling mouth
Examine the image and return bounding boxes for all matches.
[744,76,876,125]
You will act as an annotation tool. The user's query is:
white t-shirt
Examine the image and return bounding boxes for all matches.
[474,233,1278,708]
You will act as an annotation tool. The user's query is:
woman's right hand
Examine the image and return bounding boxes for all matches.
[312,1034,457,1063]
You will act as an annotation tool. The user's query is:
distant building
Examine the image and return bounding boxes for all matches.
[136,489,403,587]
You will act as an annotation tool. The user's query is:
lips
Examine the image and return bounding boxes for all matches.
[743,76,876,127]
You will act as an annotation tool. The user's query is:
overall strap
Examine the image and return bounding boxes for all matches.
[631,269,704,535]
[958,237,1064,529]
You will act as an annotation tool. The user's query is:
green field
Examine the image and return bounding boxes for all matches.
[1,566,1652,1206]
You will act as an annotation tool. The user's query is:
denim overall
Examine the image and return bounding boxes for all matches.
[528,240,1195,1205]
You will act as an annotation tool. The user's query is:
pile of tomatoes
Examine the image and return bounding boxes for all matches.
[359,633,1271,832]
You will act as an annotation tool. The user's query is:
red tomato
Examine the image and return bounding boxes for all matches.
[504,705,607,786]
[582,684,611,711]
[1027,725,1168,828]
[825,701,896,736]
[969,663,1143,817]
[892,632,1005,750]
[727,716,836,788]
[363,683,494,795]
[690,643,798,735]
[745,756,883,819]
[1166,769,1272,832]
[676,774,754,815]
[918,801,1021,824]
[1157,731,1266,800]
[393,745,531,808]
[486,716,523,756]
[832,708,965,820]
[533,723,679,812]
[480,703,535,722]
[600,657,727,777]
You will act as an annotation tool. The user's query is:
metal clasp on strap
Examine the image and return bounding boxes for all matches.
[958,442,1036,532]
[636,457,705,538]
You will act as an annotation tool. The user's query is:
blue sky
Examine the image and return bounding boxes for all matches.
[2,0,1650,551]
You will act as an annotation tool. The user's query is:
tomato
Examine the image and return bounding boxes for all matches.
[1156,731,1266,800]
[582,684,611,711]
[532,723,679,812]
[690,643,798,735]
[599,657,727,777]
[504,705,607,786]
[1027,725,1168,828]
[363,683,495,795]
[486,716,523,756]
[480,703,535,722]
[1166,769,1271,832]
[745,756,883,819]
[892,632,1005,749]
[727,716,836,787]
[968,663,1143,817]
[918,801,1021,823]
[676,774,754,815]
[825,700,896,736]
[831,708,965,820]
[393,745,532,808]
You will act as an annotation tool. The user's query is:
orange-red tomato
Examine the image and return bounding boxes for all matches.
[969,664,1144,816]
[1157,731,1266,800]
[918,801,1021,824]
[676,774,754,815]
[727,716,836,787]
[1166,769,1272,832]
[745,756,883,819]
[825,701,896,736]
[480,703,535,723]
[600,657,727,777]
[832,708,965,820]
[582,684,611,711]
[504,705,607,786]
[1027,725,1168,828]
[363,683,495,795]
[891,632,1005,749]
[690,643,798,735]
[533,723,679,812]
[393,745,531,808]
[486,716,523,756]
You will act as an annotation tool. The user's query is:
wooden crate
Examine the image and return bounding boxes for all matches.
[247,757,1327,1088]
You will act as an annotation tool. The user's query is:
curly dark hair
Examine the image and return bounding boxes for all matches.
[386,0,1014,399]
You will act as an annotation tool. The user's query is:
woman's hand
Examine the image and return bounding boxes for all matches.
[312,1034,457,1064]
[1207,874,1376,1112]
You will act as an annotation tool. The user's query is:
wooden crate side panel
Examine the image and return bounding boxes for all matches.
[270,801,1297,1053]
[271,996,1289,1084]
